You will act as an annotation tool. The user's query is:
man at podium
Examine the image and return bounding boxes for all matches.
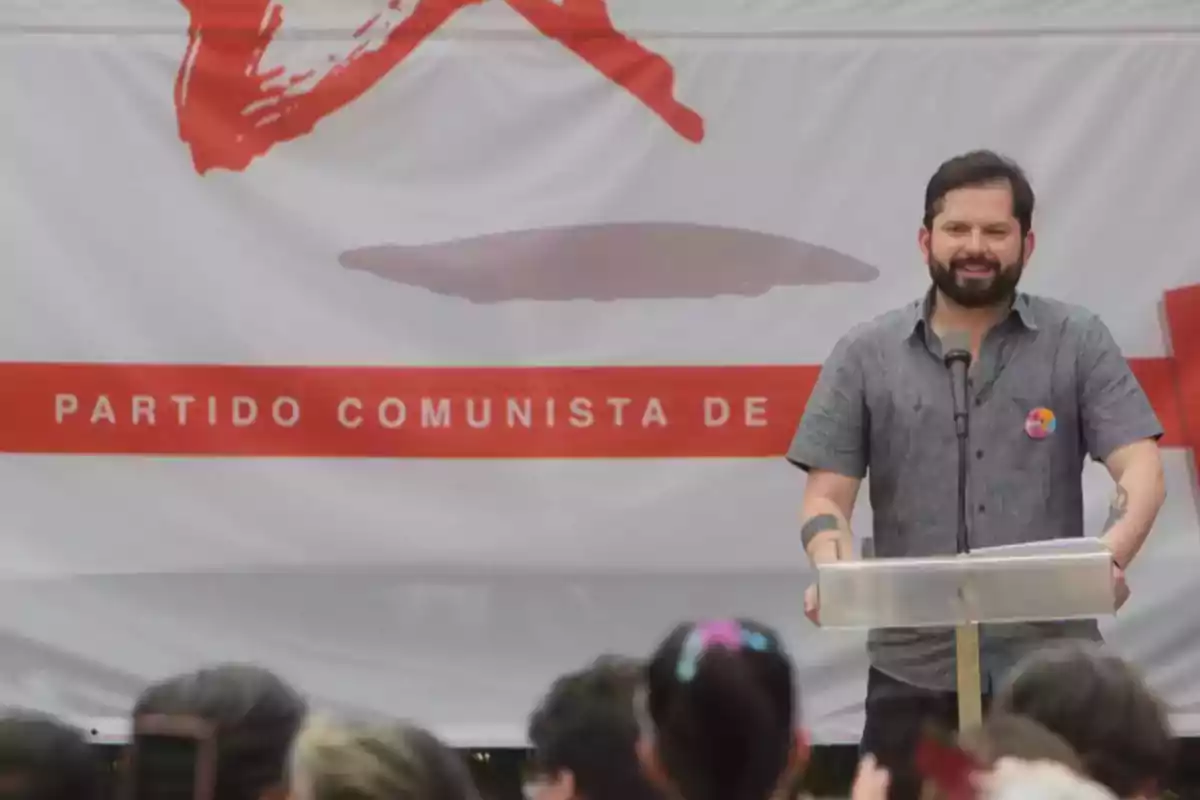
[786,150,1167,800]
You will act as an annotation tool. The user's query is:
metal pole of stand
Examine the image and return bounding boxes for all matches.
[950,354,983,729]
[956,622,983,728]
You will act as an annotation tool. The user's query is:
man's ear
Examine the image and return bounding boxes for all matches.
[918,225,933,262]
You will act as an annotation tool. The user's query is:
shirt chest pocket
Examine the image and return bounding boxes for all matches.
[995,391,1079,479]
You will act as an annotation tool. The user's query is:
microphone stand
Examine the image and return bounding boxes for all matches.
[946,349,983,729]
[954,391,970,557]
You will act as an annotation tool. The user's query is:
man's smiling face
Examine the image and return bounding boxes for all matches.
[921,181,1032,308]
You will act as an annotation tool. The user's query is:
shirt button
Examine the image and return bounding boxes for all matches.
[974,398,983,407]
[976,449,984,459]
[978,503,987,513]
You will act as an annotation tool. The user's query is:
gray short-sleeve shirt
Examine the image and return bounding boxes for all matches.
[787,291,1163,692]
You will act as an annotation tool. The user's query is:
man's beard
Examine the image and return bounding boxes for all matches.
[928,251,1024,309]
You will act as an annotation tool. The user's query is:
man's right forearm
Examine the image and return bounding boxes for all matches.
[801,499,854,565]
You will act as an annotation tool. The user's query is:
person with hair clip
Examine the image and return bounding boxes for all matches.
[288,716,481,800]
[635,618,810,800]
[122,663,307,800]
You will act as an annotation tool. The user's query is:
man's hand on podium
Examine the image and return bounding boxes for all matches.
[804,536,848,625]
[1100,530,1132,611]
[1112,561,1130,611]
[804,583,820,625]
[799,474,861,625]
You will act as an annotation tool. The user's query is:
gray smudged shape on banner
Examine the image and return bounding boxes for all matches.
[339,222,879,303]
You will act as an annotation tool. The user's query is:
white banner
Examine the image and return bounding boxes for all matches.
[1,0,1198,744]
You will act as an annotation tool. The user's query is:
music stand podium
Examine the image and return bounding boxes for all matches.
[816,538,1117,728]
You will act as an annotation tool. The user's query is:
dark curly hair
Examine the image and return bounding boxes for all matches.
[528,655,661,800]
[127,663,306,800]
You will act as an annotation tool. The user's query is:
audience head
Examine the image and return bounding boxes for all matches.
[995,643,1174,798]
[527,655,661,800]
[957,714,1084,773]
[980,759,1118,800]
[127,663,307,800]
[639,619,803,800]
[0,710,102,800]
[289,716,479,800]
[917,714,1085,800]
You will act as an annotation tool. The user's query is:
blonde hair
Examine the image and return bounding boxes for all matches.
[290,715,480,800]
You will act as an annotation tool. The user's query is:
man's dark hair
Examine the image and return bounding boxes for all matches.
[923,150,1035,235]
[0,709,103,800]
[128,663,307,800]
[995,642,1174,798]
[527,655,660,800]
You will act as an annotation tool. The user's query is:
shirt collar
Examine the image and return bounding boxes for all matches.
[908,289,1038,341]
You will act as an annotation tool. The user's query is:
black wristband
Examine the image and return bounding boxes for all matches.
[801,513,841,550]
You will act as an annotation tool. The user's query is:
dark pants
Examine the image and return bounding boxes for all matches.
[860,667,992,800]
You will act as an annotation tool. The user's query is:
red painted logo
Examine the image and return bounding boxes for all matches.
[174,0,704,174]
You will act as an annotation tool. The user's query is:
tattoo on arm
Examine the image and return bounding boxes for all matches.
[801,513,842,549]
[1103,485,1129,533]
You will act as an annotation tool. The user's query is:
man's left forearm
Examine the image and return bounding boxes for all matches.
[1100,451,1167,568]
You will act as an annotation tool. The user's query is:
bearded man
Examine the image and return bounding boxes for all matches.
[787,150,1167,800]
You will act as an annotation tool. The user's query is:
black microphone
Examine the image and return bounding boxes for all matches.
[943,331,972,439]
[942,331,973,555]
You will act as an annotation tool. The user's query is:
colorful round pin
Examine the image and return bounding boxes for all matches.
[1025,407,1056,439]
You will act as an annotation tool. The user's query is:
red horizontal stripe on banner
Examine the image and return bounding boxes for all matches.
[0,364,818,458]
[0,284,1194,460]
[1164,283,1200,482]
[0,358,1186,459]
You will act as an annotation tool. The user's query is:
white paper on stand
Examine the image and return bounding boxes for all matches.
[966,537,1110,559]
